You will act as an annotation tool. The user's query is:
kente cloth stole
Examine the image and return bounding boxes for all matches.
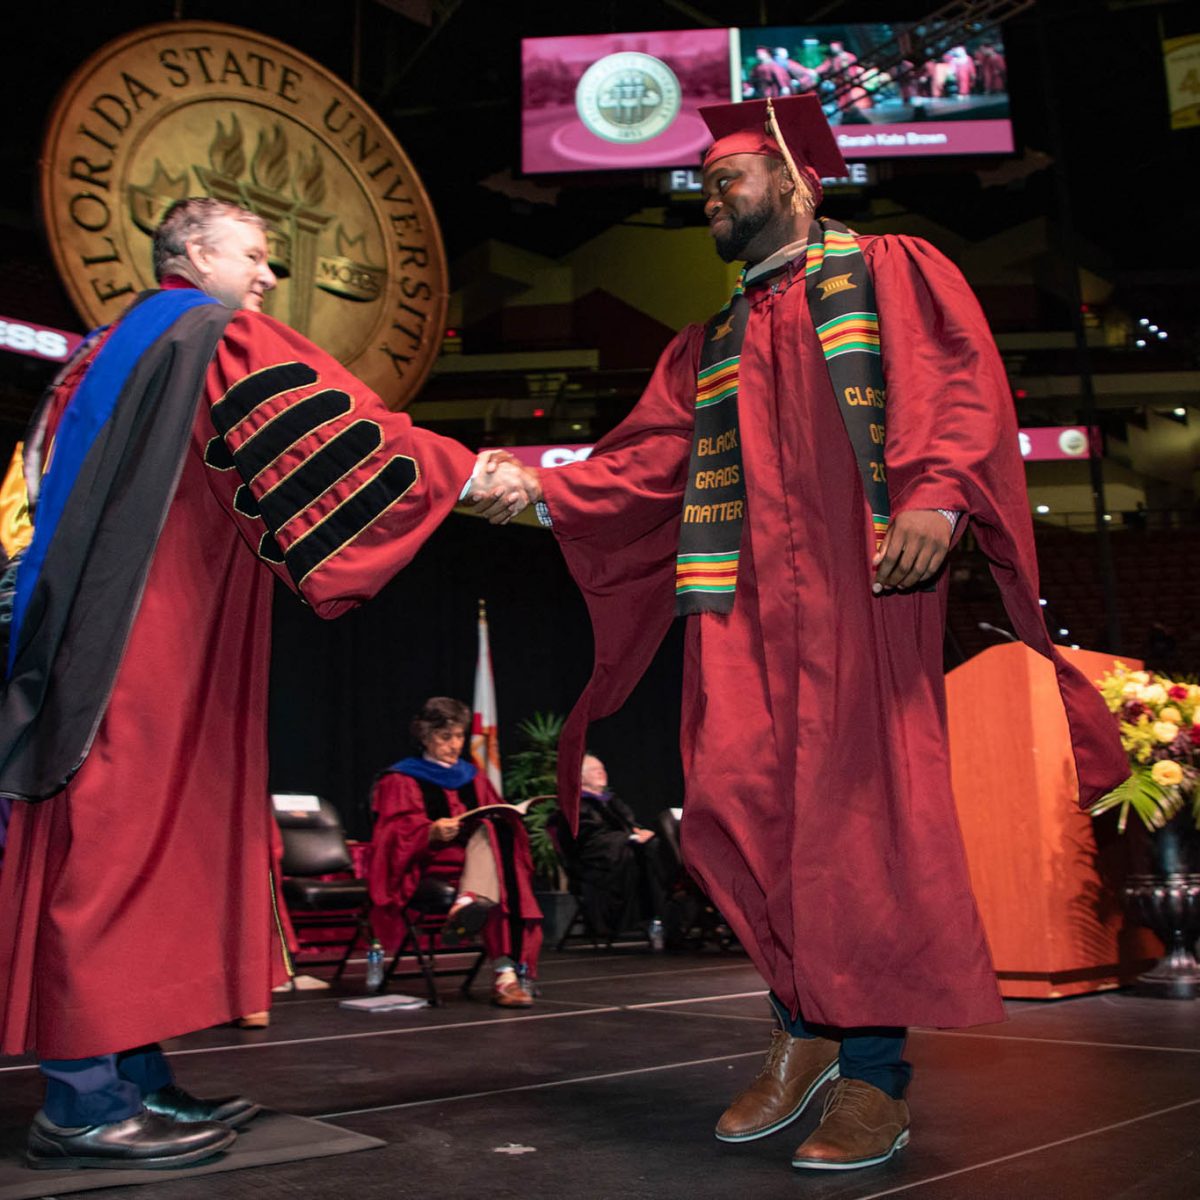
[674,217,886,616]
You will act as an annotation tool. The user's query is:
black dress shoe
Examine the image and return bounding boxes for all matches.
[442,896,495,945]
[26,1108,236,1170]
[143,1084,262,1128]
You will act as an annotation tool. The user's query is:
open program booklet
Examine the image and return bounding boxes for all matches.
[460,797,534,820]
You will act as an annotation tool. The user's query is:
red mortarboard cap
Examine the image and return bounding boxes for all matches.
[699,95,847,180]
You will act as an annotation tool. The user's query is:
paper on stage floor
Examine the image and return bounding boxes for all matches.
[339,994,428,1012]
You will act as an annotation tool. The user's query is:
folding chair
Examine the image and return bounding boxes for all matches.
[378,876,487,1006]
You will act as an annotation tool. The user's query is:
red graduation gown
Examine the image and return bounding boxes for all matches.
[542,236,1128,1029]
[0,306,476,1058]
[368,772,543,972]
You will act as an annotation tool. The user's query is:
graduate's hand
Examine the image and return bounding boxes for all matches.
[631,828,655,844]
[467,451,541,525]
[871,509,951,594]
[428,817,463,846]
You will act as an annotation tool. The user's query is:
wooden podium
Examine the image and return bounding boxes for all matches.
[946,643,1156,998]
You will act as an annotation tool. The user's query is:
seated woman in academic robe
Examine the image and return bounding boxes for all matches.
[568,753,667,946]
[368,696,543,1007]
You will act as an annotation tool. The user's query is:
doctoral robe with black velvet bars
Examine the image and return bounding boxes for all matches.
[0,294,476,1058]
[542,236,1128,1030]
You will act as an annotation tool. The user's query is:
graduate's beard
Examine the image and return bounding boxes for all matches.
[713,200,774,263]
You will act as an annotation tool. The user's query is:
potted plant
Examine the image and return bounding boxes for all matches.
[504,712,574,944]
[1090,664,1200,998]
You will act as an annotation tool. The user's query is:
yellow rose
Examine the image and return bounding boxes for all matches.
[1153,721,1180,744]
[1151,760,1184,787]
[1139,684,1167,705]
[1160,706,1183,723]
[1130,671,1151,685]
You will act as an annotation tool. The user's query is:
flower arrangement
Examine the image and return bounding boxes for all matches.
[1091,664,1200,832]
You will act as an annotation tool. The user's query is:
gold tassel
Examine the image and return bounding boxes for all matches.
[765,97,813,215]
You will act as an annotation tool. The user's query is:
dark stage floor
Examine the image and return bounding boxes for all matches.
[1,949,1198,1199]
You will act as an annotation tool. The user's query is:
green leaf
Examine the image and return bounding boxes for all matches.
[501,711,567,884]
[1089,768,1183,834]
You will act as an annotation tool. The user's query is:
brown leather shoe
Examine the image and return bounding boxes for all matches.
[791,1078,910,1170]
[715,1029,840,1142]
[491,977,534,1007]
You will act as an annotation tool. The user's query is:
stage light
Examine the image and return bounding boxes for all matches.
[1138,318,1149,325]
[1035,504,1050,514]
[1158,331,1168,340]
[1149,325,1159,333]
[532,407,545,417]
[1136,339,1146,347]
[570,422,583,431]
[1070,643,1080,650]
[1103,514,1113,521]
[1174,407,1186,417]
[1039,598,1048,606]
[1058,628,1069,637]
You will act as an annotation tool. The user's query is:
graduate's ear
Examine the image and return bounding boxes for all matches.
[774,160,800,212]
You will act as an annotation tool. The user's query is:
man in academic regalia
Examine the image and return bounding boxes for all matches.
[475,97,1127,1172]
[977,43,1008,94]
[569,754,665,943]
[0,198,510,1170]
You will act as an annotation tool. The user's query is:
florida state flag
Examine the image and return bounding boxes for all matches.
[470,599,503,795]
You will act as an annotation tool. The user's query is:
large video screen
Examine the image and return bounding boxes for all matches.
[521,23,1012,173]
[737,24,1013,158]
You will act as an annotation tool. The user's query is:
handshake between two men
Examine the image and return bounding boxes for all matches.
[465,451,543,525]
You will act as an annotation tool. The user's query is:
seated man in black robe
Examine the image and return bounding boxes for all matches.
[571,754,667,946]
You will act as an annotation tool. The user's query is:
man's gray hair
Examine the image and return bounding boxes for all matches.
[152,198,267,281]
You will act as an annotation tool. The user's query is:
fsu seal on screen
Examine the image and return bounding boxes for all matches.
[574,51,682,144]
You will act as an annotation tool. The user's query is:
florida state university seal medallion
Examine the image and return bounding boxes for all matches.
[41,22,446,408]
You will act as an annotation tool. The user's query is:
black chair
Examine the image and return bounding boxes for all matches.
[378,877,487,1007]
[273,795,370,981]
[657,808,736,952]
[542,810,596,951]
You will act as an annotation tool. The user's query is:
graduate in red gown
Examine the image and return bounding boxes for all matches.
[475,97,1128,1173]
[0,199,501,1170]
[748,46,792,99]
[369,696,542,1007]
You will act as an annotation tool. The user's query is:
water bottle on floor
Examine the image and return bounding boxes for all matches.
[649,918,665,953]
[365,938,385,992]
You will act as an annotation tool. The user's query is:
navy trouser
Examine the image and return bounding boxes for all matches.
[768,993,912,1099]
[39,1045,173,1126]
